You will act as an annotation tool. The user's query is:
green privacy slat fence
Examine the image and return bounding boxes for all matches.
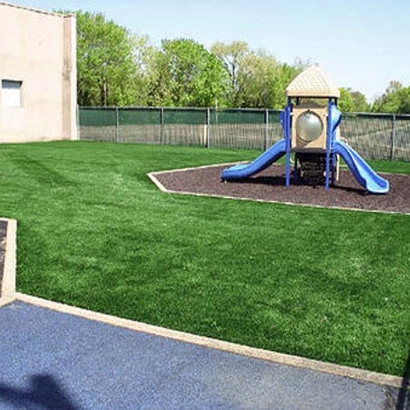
[79,107,410,161]
[119,107,161,125]
[79,108,117,126]
[163,108,207,125]
[80,108,117,142]
[340,113,410,161]
[210,109,265,125]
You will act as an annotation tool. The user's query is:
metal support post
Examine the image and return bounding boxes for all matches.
[390,114,396,161]
[206,108,210,148]
[264,109,269,151]
[160,107,165,145]
[325,99,332,190]
[115,107,119,143]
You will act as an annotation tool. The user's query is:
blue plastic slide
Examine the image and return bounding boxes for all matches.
[221,139,286,180]
[333,140,389,194]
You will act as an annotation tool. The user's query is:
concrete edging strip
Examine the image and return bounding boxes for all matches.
[0,218,17,299]
[148,166,410,216]
[16,292,404,389]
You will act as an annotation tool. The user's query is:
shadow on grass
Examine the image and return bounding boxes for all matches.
[0,374,79,410]
[9,154,76,188]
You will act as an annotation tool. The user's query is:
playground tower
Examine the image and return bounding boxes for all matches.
[222,66,389,194]
[282,65,342,189]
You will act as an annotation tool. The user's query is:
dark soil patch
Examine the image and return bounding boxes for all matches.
[151,164,410,214]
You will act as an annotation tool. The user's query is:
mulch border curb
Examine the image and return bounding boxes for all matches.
[14,293,404,389]
[147,163,410,216]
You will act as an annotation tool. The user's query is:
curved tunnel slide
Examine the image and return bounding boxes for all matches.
[333,140,389,194]
[221,139,286,180]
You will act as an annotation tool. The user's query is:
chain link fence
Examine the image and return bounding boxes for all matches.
[79,107,410,161]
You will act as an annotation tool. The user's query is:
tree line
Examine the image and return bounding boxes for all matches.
[75,11,410,114]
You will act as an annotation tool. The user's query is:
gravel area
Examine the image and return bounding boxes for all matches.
[151,164,410,214]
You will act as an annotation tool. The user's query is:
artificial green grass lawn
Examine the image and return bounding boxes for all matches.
[1,141,409,377]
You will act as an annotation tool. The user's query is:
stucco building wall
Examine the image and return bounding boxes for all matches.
[0,2,77,142]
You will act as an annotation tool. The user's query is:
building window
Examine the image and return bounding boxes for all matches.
[2,80,22,107]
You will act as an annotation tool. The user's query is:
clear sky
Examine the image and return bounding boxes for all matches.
[9,0,410,102]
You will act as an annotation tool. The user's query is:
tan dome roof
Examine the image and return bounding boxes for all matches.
[286,66,340,98]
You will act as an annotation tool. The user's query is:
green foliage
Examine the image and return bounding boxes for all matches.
[338,88,354,112]
[372,81,410,114]
[73,9,410,112]
[146,39,229,107]
[235,49,281,108]
[129,35,159,106]
[339,88,370,112]
[268,63,304,109]
[211,42,303,109]
[211,41,250,107]
[76,11,139,106]
[349,90,370,112]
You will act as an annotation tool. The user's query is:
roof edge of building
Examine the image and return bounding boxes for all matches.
[0,1,74,18]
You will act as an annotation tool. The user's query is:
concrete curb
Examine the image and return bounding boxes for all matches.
[148,165,410,216]
[0,218,17,299]
[15,292,404,389]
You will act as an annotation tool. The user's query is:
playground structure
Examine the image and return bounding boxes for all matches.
[221,66,389,194]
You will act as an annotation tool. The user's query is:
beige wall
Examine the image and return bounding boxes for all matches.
[0,2,77,142]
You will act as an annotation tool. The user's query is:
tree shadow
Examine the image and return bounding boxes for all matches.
[0,374,80,410]
[8,153,77,188]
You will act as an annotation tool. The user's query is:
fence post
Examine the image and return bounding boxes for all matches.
[76,105,80,140]
[390,113,396,161]
[264,109,269,151]
[115,107,119,143]
[206,108,210,148]
[160,107,165,145]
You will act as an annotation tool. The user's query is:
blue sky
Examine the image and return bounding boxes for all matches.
[11,0,410,102]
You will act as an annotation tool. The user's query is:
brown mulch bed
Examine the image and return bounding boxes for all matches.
[151,164,410,214]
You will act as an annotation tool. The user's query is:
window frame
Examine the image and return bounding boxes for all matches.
[1,79,23,108]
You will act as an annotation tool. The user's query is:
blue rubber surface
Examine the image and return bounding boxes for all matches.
[0,301,405,409]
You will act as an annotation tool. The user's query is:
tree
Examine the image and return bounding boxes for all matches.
[146,39,229,107]
[372,81,410,113]
[72,10,375,110]
[267,63,304,109]
[349,90,370,112]
[338,88,370,112]
[76,11,139,106]
[211,42,304,108]
[338,88,354,112]
[211,41,250,107]
[235,49,279,108]
[129,34,158,106]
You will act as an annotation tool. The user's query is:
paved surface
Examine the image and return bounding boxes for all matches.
[0,301,408,410]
